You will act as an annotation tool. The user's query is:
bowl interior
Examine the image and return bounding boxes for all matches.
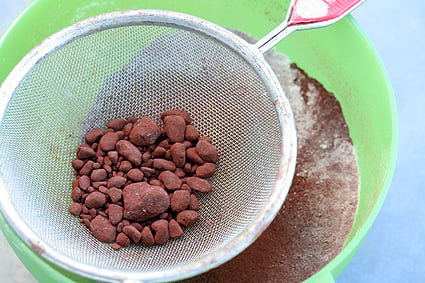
[0,0,397,282]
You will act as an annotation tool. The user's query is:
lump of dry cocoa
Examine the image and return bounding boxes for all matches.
[186,177,213,193]
[196,140,219,163]
[116,232,131,247]
[99,132,120,151]
[168,219,184,238]
[170,143,186,167]
[170,190,190,212]
[158,171,182,190]
[189,194,200,211]
[122,123,133,137]
[71,187,82,202]
[151,146,166,158]
[108,151,119,164]
[107,118,126,131]
[123,225,142,243]
[116,140,141,166]
[85,192,107,209]
[107,176,126,188]
[119,160,133,172]
[185,125,200,142]
[69,109,218,249]
[69,203,82,216]
[90,215,116,243]
[160,109,192,124]
[129,117,161,146]
[85,128,104,145]
[196,163,217,178]
[186,147,204,165]
[153,159,176,171]
[77,145,96,160]
[107,204,123,225]
[122,182,170,221]
[163,115,186,143]
[90,169,107,182]
[140,167,155,178]
[177,210,199,227]
[127,168,144,182]
[79,175,91,190]
[72,159,84,171]
[141,226,155,246]
[107,187,122,203]
[79,160,94,176]
[151,219,169,245]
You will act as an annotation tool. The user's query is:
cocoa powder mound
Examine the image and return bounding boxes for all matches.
[184,34,360,282]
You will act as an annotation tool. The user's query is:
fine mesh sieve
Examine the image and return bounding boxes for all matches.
[0,2,363,282]
[0,10,296,282]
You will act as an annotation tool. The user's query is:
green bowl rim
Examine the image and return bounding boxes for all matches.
[0,1,398,282]
[307,14,398,282]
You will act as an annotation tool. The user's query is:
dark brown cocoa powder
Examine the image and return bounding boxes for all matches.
[183,38,360,282]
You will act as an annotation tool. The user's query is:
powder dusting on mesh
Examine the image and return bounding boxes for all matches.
[183,31,360,283]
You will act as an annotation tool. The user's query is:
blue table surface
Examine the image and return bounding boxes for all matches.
[1,1,424,282]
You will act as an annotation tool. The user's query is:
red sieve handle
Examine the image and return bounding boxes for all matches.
[288,0,365,26]
[255,0,366,53]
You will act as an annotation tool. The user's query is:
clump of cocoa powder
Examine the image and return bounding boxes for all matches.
[69,110,218,249]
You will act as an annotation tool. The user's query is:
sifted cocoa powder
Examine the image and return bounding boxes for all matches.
[183,33,360,283]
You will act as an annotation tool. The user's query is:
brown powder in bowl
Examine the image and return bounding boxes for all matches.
[183,33,360,283]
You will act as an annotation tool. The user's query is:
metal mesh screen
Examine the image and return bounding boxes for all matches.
[0,20,283,276]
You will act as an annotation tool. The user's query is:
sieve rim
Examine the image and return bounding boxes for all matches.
[0,9,296,282]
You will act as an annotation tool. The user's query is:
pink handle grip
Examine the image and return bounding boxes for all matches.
[288,0,364,26]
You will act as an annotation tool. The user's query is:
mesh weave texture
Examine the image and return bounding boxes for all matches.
[0,23,282,273]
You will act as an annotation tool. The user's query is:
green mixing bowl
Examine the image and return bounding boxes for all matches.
[0,0,397,282]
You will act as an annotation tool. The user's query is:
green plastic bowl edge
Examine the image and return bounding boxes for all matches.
[0,0,398,282]
[304,23,398,280]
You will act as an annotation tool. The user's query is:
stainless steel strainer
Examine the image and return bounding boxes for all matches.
[0,2,363,282]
